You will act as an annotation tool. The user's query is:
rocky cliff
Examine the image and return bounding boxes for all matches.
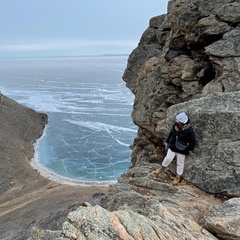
[48,0,240,239]
[123,0,240,197]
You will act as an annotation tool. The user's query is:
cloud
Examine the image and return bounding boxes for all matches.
[0,44,55,52]
[0,40,137,53]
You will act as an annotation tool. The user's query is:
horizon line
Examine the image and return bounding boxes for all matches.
[0,53,130,60]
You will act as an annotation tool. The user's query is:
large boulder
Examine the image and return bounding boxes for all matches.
[56,203,217,240]
[155,91,240,196]
[204,198,240,240]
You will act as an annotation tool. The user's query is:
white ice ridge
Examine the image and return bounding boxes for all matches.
[65,119,137,133]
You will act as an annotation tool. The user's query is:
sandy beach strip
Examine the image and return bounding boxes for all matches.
[30,157,114,187]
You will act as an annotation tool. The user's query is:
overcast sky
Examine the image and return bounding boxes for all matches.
[0,0,168,58]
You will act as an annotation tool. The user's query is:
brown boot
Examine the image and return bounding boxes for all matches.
[154,167,164,174]
[172,176,181,185]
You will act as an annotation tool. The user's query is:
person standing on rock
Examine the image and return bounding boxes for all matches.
[154,112,196,185]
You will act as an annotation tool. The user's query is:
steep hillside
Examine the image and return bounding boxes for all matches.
[0,95,108,240]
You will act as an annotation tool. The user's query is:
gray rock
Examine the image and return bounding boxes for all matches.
[203,198,240,240]
[58,204,217,240]
[217,3,240,23]
[205,28,240,57]
[155,92,240,196]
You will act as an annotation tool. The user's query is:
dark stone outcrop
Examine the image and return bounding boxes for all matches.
[123,0,240,197]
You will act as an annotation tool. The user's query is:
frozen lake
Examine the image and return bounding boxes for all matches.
[0,57,137,183]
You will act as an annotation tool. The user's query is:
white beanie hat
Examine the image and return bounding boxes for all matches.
[176,112,188,124]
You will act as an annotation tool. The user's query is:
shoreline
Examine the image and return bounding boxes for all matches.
[32,124,113,187]
[30,158,113,187]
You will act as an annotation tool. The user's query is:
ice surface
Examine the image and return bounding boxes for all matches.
[0,57,137,183]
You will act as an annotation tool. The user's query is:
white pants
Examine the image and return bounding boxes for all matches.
[162,149,186,176]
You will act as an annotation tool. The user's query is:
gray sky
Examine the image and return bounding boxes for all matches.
[0,0,168,58]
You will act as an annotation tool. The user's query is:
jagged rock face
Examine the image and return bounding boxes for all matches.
[56,203,217,240]
[123,0,240,197]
